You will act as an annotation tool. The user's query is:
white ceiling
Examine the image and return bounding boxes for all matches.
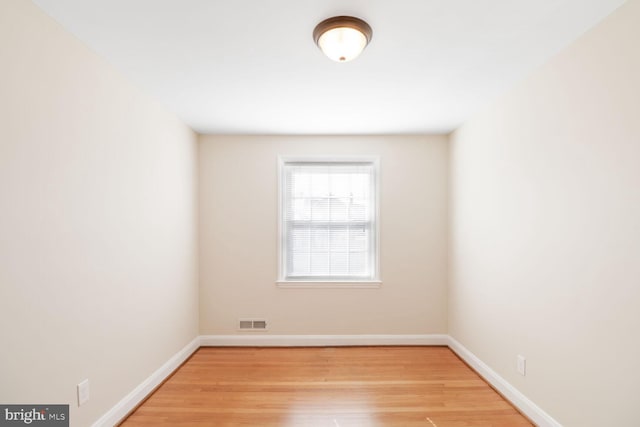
[32,0,625,135]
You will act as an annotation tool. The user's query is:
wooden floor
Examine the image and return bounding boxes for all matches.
[120,347,533,427]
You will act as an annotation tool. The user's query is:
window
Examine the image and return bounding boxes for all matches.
[279,158,379,284]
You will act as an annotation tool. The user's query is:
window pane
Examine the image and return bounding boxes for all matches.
[291,198,310,221]
[292,171,311,197]
[311,226,329,252]
[349,252,367,275]
[329,252,349,275]
[329,226,349,251]
[311,198,329,221]
[330,173,350,197]
[350,173,369,199]
[290,253,310,275]
[330,198,349,221]
[310,253,329,275]
[311,170,329,197]
[349,227,368,252]
[290,227,310,251]
[350,199,368,221]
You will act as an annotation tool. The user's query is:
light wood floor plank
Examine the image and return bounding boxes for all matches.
[120,346,533,426]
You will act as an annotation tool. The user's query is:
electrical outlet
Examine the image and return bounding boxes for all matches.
[77,379,90,406]
[516,355,526,376]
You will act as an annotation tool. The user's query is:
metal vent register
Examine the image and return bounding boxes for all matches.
[238,319,267,331]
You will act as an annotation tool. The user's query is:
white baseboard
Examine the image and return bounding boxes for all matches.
[93,335,560,427]
[92,336,200,427]
[200,334,449,347]
[447,336,562,427]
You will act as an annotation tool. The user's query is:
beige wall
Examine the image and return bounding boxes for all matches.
[5,0,638,423]
[0,1,199,426]
[199,135,448,335]
[449,1,640,425]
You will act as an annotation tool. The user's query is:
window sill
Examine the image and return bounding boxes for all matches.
[276,281,382,289]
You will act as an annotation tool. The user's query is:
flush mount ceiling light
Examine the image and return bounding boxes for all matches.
[313,16,372,62]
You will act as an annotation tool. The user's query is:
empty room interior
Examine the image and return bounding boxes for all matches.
[1,0,639,426]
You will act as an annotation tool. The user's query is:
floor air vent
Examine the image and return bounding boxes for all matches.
[238,319,268,331]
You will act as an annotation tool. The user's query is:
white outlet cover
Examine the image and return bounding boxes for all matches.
[77,379,90,406]
[517,355,526,376]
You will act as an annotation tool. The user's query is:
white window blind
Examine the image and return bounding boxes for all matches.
[280,160,378,281]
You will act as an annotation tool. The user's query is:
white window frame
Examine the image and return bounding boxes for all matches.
[277,156,381,289]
